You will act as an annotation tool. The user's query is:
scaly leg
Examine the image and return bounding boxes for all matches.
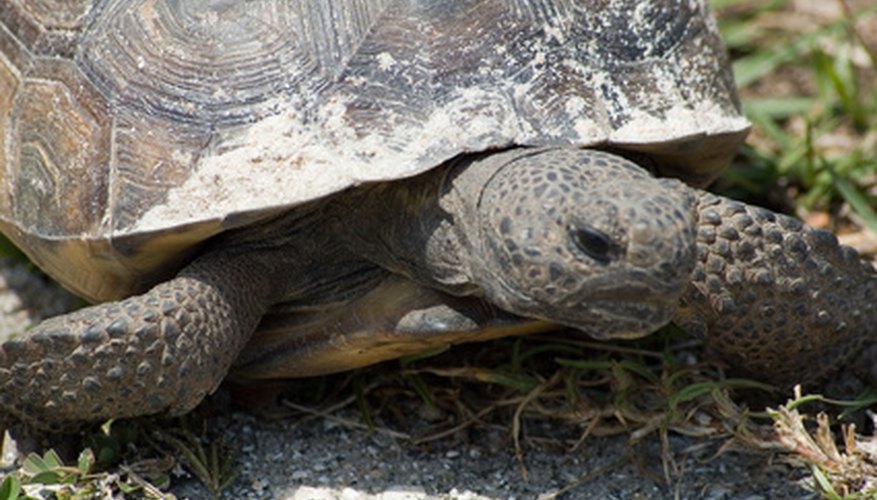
[0,252,276,431]
[675,191,877,388]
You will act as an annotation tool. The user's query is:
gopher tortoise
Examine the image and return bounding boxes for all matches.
[1,0,875,432]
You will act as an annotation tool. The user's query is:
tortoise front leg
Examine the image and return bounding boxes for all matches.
[0,251,276,432]
[675,191,877,389]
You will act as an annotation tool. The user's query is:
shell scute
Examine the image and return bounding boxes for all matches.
[0,0,749,301]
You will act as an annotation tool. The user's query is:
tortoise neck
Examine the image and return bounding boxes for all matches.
[331,156,493,297]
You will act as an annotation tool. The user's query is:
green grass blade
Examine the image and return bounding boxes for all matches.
[743,97,813,119]
[555,358,660,384]
[732,9,877,88]
[828,167,877,235]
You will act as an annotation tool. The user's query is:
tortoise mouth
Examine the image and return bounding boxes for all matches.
[553,298,678,340]
[483,267,683,340]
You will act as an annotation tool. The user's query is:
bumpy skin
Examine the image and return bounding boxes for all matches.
[1,147,876,431]
[469,149,697,338]
[457,150,876,387]
[0,254,274,432]
[677,193,877,387]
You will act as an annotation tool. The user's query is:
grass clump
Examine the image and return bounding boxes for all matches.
[0,422,174,500]
[713,1,877,495]
[0,416,236,499]
[769,388,877,498]
[714,0,877,238]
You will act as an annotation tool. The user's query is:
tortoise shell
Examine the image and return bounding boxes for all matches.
[0,0,749,302]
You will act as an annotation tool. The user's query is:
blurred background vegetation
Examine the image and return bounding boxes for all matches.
[714,0,877,255]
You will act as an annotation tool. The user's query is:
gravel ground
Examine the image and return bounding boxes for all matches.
[167,405,815,499]
[0,257,818,499]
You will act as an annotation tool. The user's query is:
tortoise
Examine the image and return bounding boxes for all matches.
[1,0,875,432]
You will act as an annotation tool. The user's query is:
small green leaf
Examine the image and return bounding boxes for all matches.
[28,471,64,485]
[77,448,95,475]
[0,475,21,500]
[40,450,64,470]
[22,452,53,474]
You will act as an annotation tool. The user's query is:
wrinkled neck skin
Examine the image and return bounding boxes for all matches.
[334,147,701,340]
[206,162,476,309]
[329,149,569,297]
[329,153,487,297]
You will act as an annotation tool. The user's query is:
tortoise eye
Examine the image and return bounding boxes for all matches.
[569,225,616,264]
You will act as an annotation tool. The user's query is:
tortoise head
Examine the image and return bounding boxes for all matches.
[473,148,697,339]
